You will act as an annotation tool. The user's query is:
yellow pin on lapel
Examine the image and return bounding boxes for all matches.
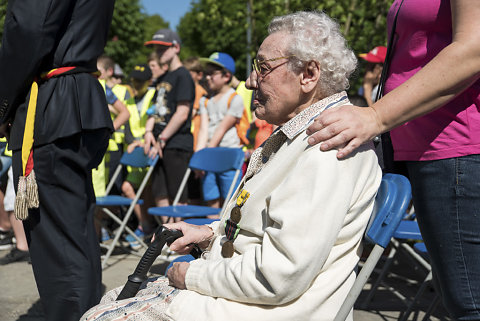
[236,189,250,207]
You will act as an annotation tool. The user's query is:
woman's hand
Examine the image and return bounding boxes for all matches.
[164,221,214,255]
[167,261,189,289]
[306,104,382,159]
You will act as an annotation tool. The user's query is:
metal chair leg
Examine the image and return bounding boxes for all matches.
[361,244,398,309]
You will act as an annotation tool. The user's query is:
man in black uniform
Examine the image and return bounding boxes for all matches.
[0,1,115,320]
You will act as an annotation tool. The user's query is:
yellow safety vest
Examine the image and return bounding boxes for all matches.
[92,157,106,197]
[0,137,11,157]
[98,79,129,152]
[235,81,253,123]
[122,89,156,188]
[111,84,130,145]
[125,88,156,141]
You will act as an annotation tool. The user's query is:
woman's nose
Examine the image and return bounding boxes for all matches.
[246,71,258,90]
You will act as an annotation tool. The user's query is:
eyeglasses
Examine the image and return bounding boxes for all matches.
[252,55,295,77]
[205,70,223,77]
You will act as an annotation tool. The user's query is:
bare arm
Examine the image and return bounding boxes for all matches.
[143,117,157,155]
[207,115,239,148]
[159,101,191,140]
[195,112,209,151]
[307,0,480,158]
[111,100,130,130]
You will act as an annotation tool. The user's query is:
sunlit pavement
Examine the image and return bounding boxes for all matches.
[0,247,452,321]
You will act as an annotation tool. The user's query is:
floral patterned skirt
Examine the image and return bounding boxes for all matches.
[80,276,179,321]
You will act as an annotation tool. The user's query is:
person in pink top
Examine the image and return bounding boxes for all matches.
[307,0,480,319]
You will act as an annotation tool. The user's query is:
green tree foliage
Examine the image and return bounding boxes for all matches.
[131,14,170,68]
[177,0,255,80]
[104,0,146,74]
[0,0,393,92]
[104,0,167,75]
[177,0,393,92]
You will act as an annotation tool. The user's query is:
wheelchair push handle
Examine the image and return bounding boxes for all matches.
[116,226,183,300]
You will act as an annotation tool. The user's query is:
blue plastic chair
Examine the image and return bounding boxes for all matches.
[148,147,244,222]
[183,218,219,225]
[361,213,429,309]
[334,173,412,321]
[162,173,412,321]
[96,147,159,269]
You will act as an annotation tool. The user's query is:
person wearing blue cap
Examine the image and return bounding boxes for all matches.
[196,52,244,210]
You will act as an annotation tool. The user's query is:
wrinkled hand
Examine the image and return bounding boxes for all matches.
[164,221,214,255]
[306,104,382,159]
[167,261,189,289]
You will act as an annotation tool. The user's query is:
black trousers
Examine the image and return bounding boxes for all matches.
[13,129,110,321]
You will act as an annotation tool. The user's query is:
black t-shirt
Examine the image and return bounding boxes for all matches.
[152,66,194,152]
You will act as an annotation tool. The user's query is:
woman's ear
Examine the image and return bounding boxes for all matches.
[300,60,320,93]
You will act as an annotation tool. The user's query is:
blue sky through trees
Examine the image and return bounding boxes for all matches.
[141,0,192,30]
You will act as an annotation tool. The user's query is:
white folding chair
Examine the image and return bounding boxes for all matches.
[96,147,158,269]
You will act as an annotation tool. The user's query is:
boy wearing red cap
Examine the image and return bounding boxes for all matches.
[359,46,386,106]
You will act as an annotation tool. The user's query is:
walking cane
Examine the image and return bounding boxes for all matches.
[116,226,200,300]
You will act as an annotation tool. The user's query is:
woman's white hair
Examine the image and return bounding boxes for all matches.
[268,11,357,96]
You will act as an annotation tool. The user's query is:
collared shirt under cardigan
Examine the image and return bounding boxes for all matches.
[166,92,382,321]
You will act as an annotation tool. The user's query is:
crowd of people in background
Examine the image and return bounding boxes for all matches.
[0,25,278,260]
[0,25,384,261]
[89,29,271,249]
[2,1,480,321]
[0,26,400,264]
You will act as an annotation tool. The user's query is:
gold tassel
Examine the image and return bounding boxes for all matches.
[26,169,39,209]
[15,176,29,220]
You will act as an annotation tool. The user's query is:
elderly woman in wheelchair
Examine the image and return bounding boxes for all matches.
[81,11,381,321]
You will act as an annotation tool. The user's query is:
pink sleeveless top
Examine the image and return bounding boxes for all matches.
[385,0,480,161]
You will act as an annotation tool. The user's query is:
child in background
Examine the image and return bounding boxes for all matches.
[358,46,386,106]
[183,57,207,151]
[121,64,157,249]
[95,56,130,197]
[148,51,169,87]
[143,29,195,222]
[183,57,208,205]
[196,52,244,209]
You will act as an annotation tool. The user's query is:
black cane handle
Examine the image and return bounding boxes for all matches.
[116,227,183,300]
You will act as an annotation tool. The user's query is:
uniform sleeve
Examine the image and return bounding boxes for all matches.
[0,0,75,124]
[227,95,245,119]
[105,86,118,105]
[185,146,380,305]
